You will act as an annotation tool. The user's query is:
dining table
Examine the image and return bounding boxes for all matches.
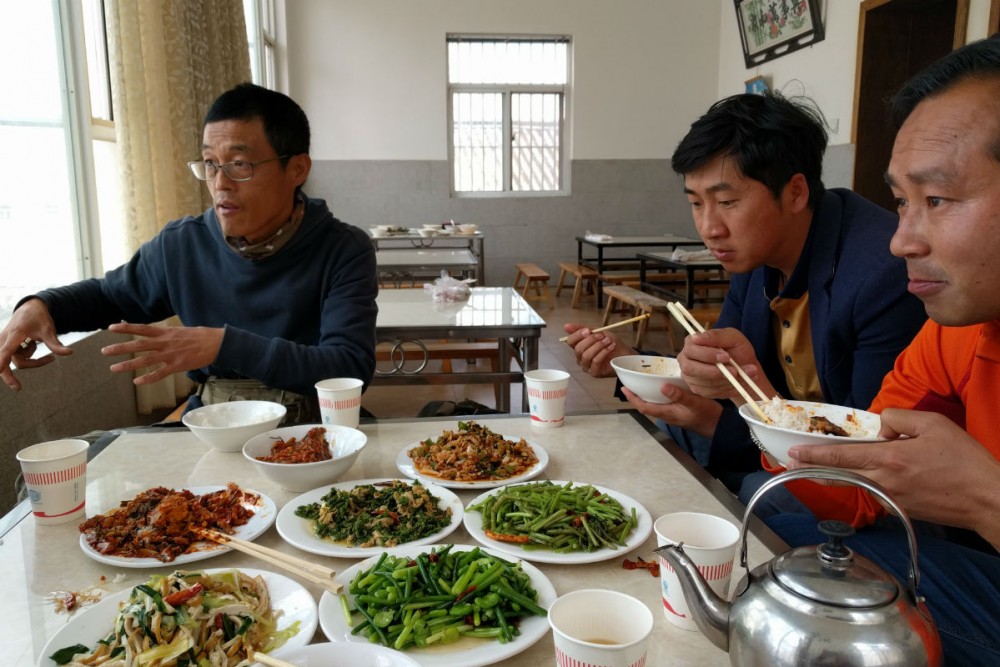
[575,234,704,306]
[3,411,784,667]
[637,250,729,308]
[376,249,481,288]
[373,287,545,412]
[370,230,486,285]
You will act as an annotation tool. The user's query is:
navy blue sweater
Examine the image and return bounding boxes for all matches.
[35,195,378,396]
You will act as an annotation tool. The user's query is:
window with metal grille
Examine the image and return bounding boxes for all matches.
[447,36,569,194]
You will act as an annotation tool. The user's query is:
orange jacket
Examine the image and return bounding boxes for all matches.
[764,320,1000,526]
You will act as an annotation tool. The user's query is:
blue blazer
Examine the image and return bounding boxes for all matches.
[709,188,927,473]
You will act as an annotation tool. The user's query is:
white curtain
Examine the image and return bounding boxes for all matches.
[105,0,251,413]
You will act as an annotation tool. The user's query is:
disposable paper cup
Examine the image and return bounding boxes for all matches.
[315,378,363,428]
[654,512,740,631]
[525,369,570,428]
[549,589,654,667]
[16,439,89,525]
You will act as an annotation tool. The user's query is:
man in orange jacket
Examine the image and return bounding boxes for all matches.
[766,36,1000,664]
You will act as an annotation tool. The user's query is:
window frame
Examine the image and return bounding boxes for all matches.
[446,34,571,198]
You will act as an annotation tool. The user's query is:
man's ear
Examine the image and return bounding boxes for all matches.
[289,154,312,187]
[783,173,810,213]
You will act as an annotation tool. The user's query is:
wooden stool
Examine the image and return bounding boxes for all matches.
[601,285,671,348]
[555,262,599,308]
[513,263,554,309]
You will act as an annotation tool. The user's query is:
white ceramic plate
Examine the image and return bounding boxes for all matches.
[276,478,464,558]
[267,642,423,666]
[395,439,548,490]
[463,481,653,564]
[79,485,277,568]
[318,544,556,667]
[37,568,317,667]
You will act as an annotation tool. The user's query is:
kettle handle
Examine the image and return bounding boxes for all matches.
[740,468,922,600]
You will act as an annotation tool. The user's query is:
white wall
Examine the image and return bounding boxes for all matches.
[285,0,722,161]
[716,0,995,146]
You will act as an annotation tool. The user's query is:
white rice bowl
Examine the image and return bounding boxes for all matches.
[738,398,884,466]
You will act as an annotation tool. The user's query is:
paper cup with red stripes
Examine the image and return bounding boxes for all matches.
[16,439,89,525]
[315,378,364,428]
[549,589,654,667]
[654,511,740,631]
[525,369,570,428]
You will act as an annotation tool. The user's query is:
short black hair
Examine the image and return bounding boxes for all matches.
[204,82,310,163]
[892,34,1000,128]
[671,92,828,211]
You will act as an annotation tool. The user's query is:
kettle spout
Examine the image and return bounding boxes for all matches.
[654,543,731,651]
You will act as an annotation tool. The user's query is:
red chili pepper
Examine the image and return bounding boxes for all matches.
[64,592,78,611]
[164,583,204,606]
[455,585,477,602]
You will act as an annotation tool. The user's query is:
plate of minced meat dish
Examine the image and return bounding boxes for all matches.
[78,483,276,568]
[275,478,464,558]
[395,421,548,490]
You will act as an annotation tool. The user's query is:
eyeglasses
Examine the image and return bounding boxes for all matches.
[188,155,288,182]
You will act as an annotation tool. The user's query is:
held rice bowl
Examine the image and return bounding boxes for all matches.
[738,398,884,466]
[610,355,689,404]
[243,425,367,492]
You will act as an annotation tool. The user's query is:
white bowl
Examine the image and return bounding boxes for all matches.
[417,228,437,237]
[611,355,688,404]
[422,223,442,230]
[266,642,421,667]
[738,400,884,466]
[182,401,287,452]
[457,224,478,234]
[243,424,368,492]
[369,226,386,238]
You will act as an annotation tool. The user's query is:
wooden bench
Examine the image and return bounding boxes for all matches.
[555,262,599,308]
[513,263,554,309]
[601,285,672,348]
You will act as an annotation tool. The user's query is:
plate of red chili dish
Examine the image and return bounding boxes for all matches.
[78,483,276,568]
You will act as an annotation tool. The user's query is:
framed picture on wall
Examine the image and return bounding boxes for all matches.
[734,0,825,69]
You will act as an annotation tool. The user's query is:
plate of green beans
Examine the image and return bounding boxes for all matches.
[463,480,653,564]
[317,544,556,667]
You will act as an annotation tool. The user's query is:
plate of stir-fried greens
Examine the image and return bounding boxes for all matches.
[276,478,463,558]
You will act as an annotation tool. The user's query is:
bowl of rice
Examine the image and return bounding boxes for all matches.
[738,398,884,465]
[611,355,689,404]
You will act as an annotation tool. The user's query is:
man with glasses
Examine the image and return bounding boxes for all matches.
[0,83,378,421]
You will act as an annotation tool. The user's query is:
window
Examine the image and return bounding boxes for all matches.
[447,36,569,195]
[244,0,277,89]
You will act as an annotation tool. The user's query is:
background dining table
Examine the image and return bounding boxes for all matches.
[3,412,783,666]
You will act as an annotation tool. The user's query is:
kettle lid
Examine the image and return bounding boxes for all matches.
[771,520,899,608]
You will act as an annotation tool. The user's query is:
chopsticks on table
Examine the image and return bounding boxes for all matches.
[665,301,773,424]
[558,312,650,343]
[198,529,342,594]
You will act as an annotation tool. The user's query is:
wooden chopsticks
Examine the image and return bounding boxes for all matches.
[249,651,299,667]
[559,312,650,343]
[199,530,342,594]
[665,301,772,424]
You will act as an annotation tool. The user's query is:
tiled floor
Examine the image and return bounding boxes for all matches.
[361,286,681,419]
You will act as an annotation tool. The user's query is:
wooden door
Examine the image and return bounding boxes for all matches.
[851,0,968,212]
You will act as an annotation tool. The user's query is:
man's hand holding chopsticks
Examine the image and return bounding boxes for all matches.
[562,322,635,378]
[678,327,774,402]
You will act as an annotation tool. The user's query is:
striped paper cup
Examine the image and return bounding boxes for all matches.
[16,439,88,525]
[549,589,654,667]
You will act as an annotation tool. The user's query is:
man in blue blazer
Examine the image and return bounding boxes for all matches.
[564,93,927,494]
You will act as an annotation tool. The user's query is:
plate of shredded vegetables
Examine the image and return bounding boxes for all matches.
[78,484,277,568]
[39,567,316,667]
[276,478,464,558]
[317,544,555,667]
[395,421,548,489]
[463,480,653,564]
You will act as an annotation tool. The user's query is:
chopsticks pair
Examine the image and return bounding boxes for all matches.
[558,312,650,343]
[198,529,342,595]
[665,301,772,424]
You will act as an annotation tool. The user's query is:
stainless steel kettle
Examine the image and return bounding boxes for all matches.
[655,468,942,666]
